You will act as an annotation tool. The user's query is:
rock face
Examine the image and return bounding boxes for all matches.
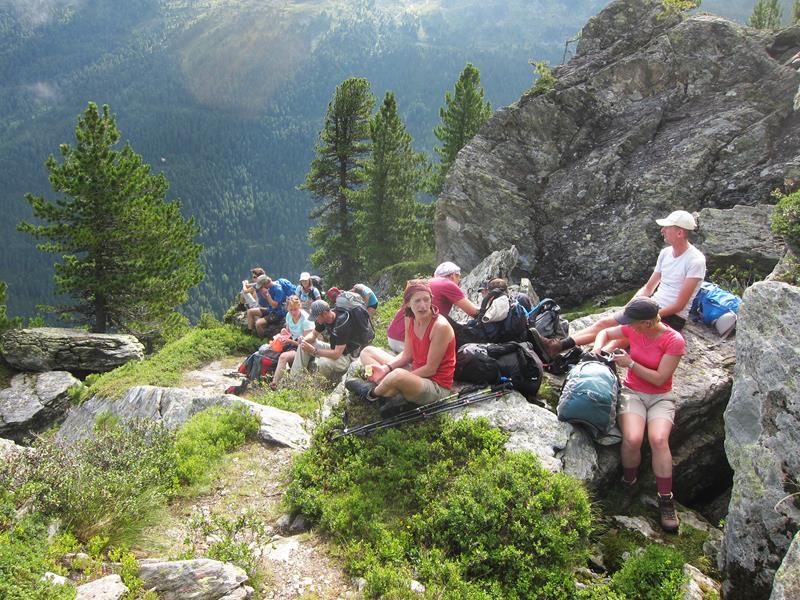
[75,574,128,600]
[56,386,310,449]
[0,371,79,442]
[1,328,144,373]
[696,204,785,275]
[720,281,800,600]
[451,246,520,322]
[138,559,249,600]
[770,531,800,600]
[435,0,800,304]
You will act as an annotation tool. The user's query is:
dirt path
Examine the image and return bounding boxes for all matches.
[136,359,358,599]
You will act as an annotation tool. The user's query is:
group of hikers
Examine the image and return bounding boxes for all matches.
[237,209,707,533]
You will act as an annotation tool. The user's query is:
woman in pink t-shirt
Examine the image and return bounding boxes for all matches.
[593,297,685,533]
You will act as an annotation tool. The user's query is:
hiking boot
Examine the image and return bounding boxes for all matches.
[345,378,378,401]
[529,328,562,361]
[658,493,680,533]
[378,396,413,419]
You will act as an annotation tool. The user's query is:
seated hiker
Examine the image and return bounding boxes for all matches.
[326,287,341,304]
[270,295,315,389]
[249,275,289,338]
[597,297,685,533]
[292,298,374,382]
[351,283,379,316]
[386,261,479,353]
[240,267,266,309]
[295,272,321,311]
[539,210,706,359]
[348,279,456,416]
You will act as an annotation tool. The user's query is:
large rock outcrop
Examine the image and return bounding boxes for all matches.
[436,0,800,304]
[56,386,310,449]
[0,371,79,442]
[720,281,800,599]
[1,328,144,373]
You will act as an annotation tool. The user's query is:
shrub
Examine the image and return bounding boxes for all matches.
[371,293,405,349]
[611,544,688,600]
[772,188,800,252]
[174,404,260,487]
[88,325,259,399]
[529,61,557,95]
[3,419,177,546]
[285,415,592,598]
[709,260,768,297]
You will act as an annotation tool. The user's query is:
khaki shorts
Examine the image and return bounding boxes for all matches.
[618,386,677,424]
[408,379,452,405]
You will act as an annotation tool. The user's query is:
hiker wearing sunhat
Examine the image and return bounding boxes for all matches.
[295,272,321,311]
[592,296,686,533]
[539,209,706,359]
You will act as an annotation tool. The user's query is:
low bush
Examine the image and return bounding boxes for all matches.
[3,419,177,547]
[174,404,260,487]
[285,415,592,598]
[88,325,259,399]
[611,544,688,599]
[772,188,800,253]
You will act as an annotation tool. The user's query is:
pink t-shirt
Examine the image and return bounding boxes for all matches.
[386,277,466,342]
[621,324,685,394]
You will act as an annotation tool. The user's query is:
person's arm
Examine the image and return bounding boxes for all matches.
[260,287,279,309]
[411,318,453,378]
[616,352,681,388]
[371,322,414,383]
[592,325,627,353]
[454,297,480,317]
[317,343,346,360]
[636,271,661,298]
[657,277,702,318]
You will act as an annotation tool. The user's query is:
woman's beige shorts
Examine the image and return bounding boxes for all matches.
[409,379,452,405]
[618,386,677,423]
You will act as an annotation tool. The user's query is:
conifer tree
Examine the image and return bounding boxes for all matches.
[18,102,203,334]
[748,0,783,28]
[301,78,374,285]
[431,63,492,196]
[355,92,429,274]
[0,281,21,335]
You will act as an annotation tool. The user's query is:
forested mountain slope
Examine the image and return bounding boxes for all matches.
[0,0,776,320]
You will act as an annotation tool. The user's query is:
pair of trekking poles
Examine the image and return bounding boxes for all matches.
[330,380,513,439]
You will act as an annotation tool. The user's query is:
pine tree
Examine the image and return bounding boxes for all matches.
[748,0,783,29]
[355,92,429,274]
[431,63,492,196]
[301,78,374,286]
[0,281,22,335]
[18,102,203,334]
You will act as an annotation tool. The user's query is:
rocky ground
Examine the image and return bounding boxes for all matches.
[136,360,358,600]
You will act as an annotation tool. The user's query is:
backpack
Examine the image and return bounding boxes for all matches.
[237,347,282,381]
[455,341,544,399]
[331,292,375,351]
[690,282,741,336]
[275,278,297,301]
[528,298,569,339]
[455,298,529,347]
[310,275,324,297]
[557,353,619,440]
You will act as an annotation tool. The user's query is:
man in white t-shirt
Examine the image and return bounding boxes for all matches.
[539,210,706,358]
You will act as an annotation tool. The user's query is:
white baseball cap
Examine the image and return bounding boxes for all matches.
[299,272,311,281]
[656,210,697,231]
[434,261,461,277]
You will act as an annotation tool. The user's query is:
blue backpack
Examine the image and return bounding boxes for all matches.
[690,282,741,325]
[558,353,619,440]
[275,278,297,302]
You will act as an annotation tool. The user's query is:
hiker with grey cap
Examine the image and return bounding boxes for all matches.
[539,210,706,359]
[291,298,374,381]
[593,296,686,533]
[385,261,479,353]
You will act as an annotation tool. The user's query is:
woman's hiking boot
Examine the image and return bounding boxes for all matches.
[658,493,680,533]
[345,379,378,402]
[528,328,562,361]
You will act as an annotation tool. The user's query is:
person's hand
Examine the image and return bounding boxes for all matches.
[611,349,631,367]
[367,364,390,384]
[300,341,315,355]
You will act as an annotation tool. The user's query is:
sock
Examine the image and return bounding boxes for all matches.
[560,337,576,351]
[656,476,673,496]
[623,466,639,483]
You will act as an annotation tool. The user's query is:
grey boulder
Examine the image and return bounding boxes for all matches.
[770,531,800,600]
[720,281,800,600]
[138,559,249,600]
[56,385,310,449]
[75,574,128,600]
[0,371,79,442]
[1,328,144,373]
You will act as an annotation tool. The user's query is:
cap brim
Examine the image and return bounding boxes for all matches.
[655,218,672,227]
[613,308,632,324]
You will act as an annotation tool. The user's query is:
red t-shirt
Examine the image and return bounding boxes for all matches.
[408,315,455,389]
[386,276,466,342]
[621,324,685,394]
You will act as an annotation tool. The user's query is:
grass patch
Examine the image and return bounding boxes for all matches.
[372,256,436,299]
[285,414,593,598]
[88,324,259,400]
[562,288,639,321]
[370,293,404,350]
[247,372,330,420]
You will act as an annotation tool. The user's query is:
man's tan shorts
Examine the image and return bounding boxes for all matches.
[409,379,452,405]
[618,386,677,424]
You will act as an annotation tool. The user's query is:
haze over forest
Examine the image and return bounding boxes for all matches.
[0,0,788,320]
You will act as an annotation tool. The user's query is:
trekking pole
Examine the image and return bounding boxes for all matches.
[330,381,513,439]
